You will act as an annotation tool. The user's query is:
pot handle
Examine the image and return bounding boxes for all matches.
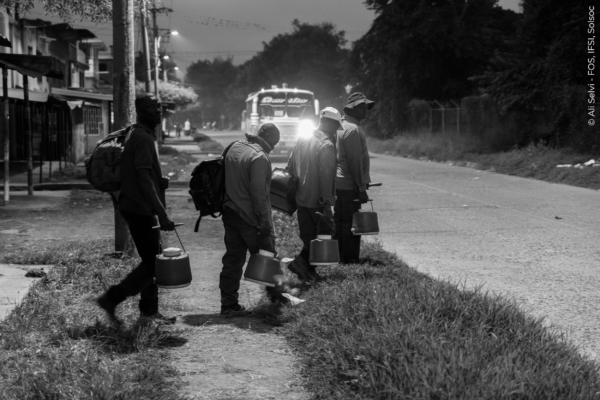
[152,223,186,253]
[353,200,376,212]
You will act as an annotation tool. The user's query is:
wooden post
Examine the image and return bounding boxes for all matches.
[2,65,9,204]
[23,74,33,195]
[113,0,136,254]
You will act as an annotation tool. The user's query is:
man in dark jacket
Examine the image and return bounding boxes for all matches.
[287,107,341,281]
[96,93,176,325]
[335,92,375,264]
[220,123,280,315]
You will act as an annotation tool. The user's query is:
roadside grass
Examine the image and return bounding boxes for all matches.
[191,132,224,152]
[0,239,184,400]
[368,135,600,190]
[257,213,600,399]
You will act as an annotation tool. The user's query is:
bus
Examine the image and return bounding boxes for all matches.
[242,84,320,154]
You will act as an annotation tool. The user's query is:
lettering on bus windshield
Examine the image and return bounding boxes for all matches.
[260,96,310,105]
[261,96,285,104]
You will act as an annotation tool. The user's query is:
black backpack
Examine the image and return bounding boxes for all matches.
[84,125,135,193]
[189,141,236,232]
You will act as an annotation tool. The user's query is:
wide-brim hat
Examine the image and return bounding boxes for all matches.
[345,92,375,110]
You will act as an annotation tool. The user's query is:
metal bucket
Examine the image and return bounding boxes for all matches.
[309,235,340,266]
[244,250,284,287]
[155,250,192,289]
[351,201,379,235]
[153,224,192,289]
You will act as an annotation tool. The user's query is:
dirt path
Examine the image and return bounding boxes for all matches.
[0,187,309,399]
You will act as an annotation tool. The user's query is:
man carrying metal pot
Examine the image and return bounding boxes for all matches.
[335,92,375,264]
[286,107,340,282]
[96,93,176,325]
[220,123,280,316]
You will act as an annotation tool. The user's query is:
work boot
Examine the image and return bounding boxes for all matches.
[141,312,176,325]
[220,303,251,317]
[96,293,122,326]
[287,256,311,281]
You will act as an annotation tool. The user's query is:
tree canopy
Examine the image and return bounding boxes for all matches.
[348,0,519,137]
[185,57,239,127]
[237,19,350,109]
[4,0,112,22]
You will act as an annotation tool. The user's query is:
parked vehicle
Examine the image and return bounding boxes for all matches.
[242,84,320,154]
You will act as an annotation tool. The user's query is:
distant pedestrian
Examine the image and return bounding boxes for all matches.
[183,119,191,136]
[286,107,340,282]
[335,92,375,264]
[175,123,182,138]
[96,93,176,325]
[220,123,280,315]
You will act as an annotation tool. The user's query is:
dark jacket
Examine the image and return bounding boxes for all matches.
[223,134,273,229]
[336,115,371,191]
[119,124,164,215]
[288,129,336,208]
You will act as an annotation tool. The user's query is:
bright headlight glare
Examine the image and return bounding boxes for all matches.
[297,120,315,138]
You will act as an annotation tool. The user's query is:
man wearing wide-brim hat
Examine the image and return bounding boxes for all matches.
[334,92,375,264]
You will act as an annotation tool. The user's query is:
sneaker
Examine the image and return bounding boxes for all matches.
[220,303,250,316]
[96,294,122,326]
[142,312,176,325]
[287,256,311,281]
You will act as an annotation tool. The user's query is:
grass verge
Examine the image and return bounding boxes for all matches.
[368,135,600,190]
[0,240,185,400]
[259,211,600,399]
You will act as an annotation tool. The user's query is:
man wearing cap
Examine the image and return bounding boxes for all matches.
[220,123,280,315]
[286,107,341,281]
[335,92,375,264]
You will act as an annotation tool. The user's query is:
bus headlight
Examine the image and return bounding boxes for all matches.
[297,119,316,138]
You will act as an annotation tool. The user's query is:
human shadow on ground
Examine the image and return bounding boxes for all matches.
[180,313,278,334]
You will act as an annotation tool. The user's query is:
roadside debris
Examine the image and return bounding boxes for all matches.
[556,159,600,169]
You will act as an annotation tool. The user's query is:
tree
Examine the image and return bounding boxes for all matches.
[236,20,349,109]
[3,0,112,22]
[348,0,518,137]
[185,57,240,128]
[477,0,593,150]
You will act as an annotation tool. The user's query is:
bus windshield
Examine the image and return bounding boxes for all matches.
[258,92,313,119]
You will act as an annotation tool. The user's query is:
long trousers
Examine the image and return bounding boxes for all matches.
[297,206,333,264]
[220,207,261,307]
[334,189,362,264]
[103,209,161,315]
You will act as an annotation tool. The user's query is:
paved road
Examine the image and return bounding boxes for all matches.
[365,153,600,361]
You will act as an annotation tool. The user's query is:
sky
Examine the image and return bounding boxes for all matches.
[28,0,522,80]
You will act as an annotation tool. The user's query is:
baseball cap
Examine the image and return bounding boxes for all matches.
[319,107,343,123]
[345,92,375,110]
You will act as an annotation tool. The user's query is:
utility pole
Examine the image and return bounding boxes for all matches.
[112,0,135,254]
[149,3,172,145]
[140,0,151,93]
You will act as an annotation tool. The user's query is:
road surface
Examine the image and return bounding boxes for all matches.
[366,153,600,362]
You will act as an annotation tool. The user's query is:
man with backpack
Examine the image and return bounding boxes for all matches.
[96,93,176,325]
[219,123,280,316]
[286,107,341,282]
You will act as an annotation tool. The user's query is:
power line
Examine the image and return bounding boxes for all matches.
[170,12,287,32]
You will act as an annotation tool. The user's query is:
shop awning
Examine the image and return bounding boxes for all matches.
[0,34,11,48]
[0,54,64,79]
